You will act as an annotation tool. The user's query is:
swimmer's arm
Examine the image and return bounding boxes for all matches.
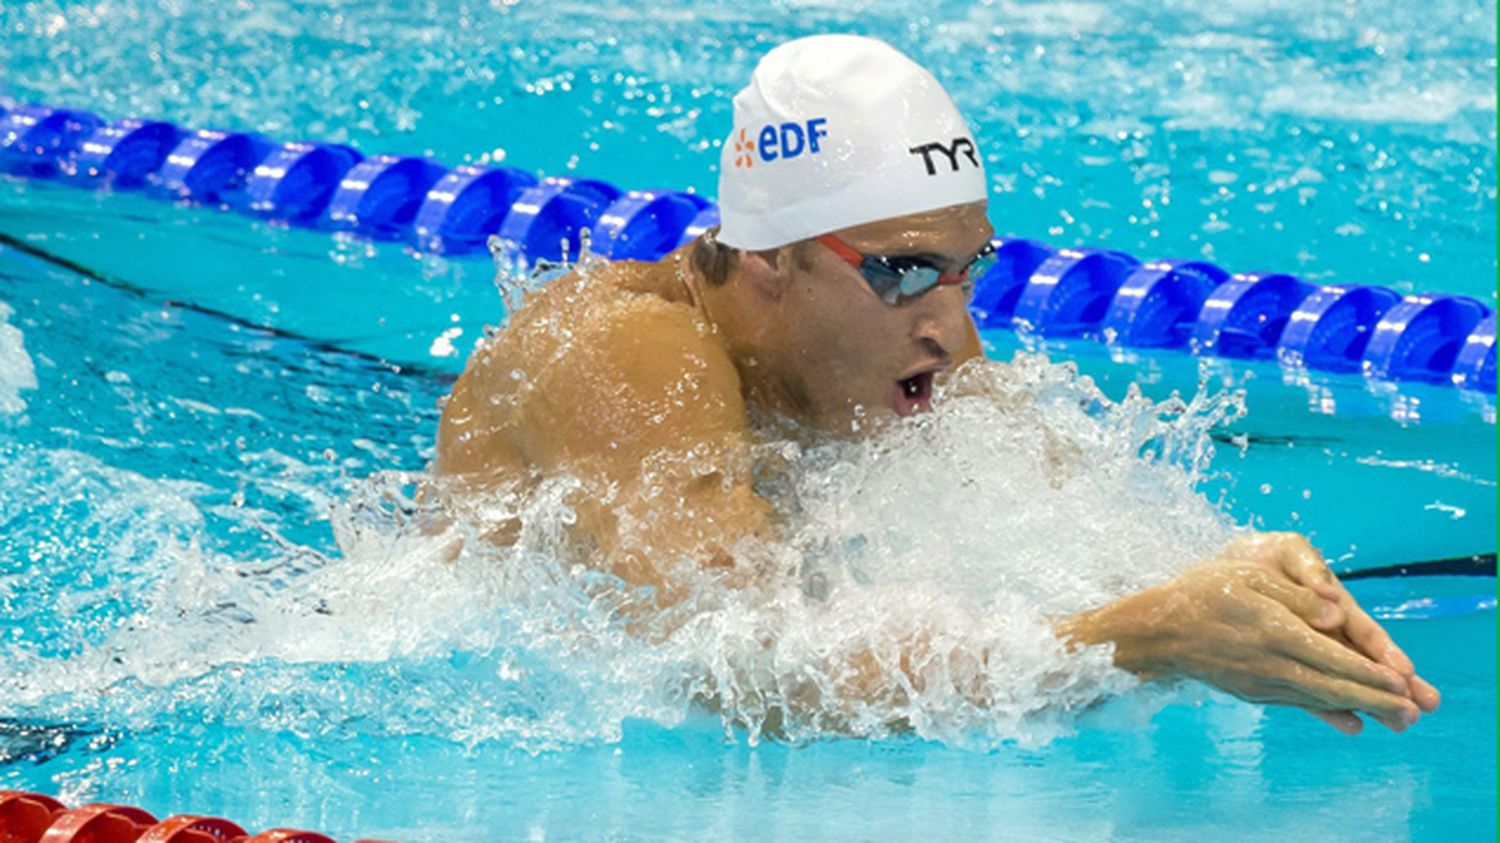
[1054,548,1436,734]
[544,305,775,598]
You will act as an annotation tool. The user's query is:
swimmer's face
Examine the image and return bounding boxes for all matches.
[770,201,993,432]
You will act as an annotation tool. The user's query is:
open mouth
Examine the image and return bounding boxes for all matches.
[891,369,936,417]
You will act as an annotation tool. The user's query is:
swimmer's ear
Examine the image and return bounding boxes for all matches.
[740,248,791,302]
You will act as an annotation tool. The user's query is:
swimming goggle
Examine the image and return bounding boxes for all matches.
[816,234,996,305]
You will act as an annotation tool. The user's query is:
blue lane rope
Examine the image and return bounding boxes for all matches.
[0,102,1493,393]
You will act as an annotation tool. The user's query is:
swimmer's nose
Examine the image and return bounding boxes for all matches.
[909,290,969,361]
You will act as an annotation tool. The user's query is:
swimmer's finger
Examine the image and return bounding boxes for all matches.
[1281,663,1420,732]
[1247,573,1345,631]
[1313,579,1416,676]
[1308,708,1364,736]
[1264,533,1336,588]
[1317,603,1439,712]
[1267,604,1409,696]
[1259,537,1415,675]
[1409,673,1442,713]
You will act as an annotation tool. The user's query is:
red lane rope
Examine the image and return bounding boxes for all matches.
[0,793,392,843]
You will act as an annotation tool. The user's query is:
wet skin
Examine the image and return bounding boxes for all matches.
[435,201,1438,734]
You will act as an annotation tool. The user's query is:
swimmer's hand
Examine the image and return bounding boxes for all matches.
[1059,554,1431,735]
[1216,531,1440,732]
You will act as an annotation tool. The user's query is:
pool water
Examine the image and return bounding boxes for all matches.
[1,1,1496,840]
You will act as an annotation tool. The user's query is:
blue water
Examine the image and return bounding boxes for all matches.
[0,1,1495,840]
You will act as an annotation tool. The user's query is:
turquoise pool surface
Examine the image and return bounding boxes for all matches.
[1,1,1496,840]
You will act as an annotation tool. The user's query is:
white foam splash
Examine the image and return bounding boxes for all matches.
[0,301,38,414]
[0,352,1245,751]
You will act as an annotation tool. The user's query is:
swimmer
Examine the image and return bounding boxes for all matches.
[435,34,1439,734]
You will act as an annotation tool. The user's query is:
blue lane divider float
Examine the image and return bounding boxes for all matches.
[1362,294,1491,384]
[1452,315,1496,391]
[0,105,104,177]
[1276,284,1402,372]
[1192,272,1317,359]
[415,165,538,254]
[970,238,1053,329]
[593,189,712,261]
[1012,248,1139,339]
[1,99,1493,394]
[246,141,363,222]
[155,129,275,208]
[327,155,448,238]
[73,119,183,187]
[1102,259,1228,349]
[495,176,622,262]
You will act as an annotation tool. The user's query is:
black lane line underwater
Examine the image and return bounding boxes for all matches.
[1339,552,1496,581]
[0,231,457,384]
[1210,430,1341,447]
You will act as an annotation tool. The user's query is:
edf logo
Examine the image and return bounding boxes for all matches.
[733,118,829,168]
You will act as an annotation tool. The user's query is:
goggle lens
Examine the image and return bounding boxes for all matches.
[861,244,996,305]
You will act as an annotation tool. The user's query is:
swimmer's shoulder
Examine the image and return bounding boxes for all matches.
[438,250,745,475]
[499,246,701,343]
[518,256,747,458]
[507,251,727,372]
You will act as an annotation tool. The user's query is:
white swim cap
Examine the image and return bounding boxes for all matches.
[715,35,988,251]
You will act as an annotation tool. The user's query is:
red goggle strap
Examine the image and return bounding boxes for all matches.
[817,234,972,288]
[816,234,865,268]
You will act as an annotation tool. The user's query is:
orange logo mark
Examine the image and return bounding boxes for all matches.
[733,128,755,168]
